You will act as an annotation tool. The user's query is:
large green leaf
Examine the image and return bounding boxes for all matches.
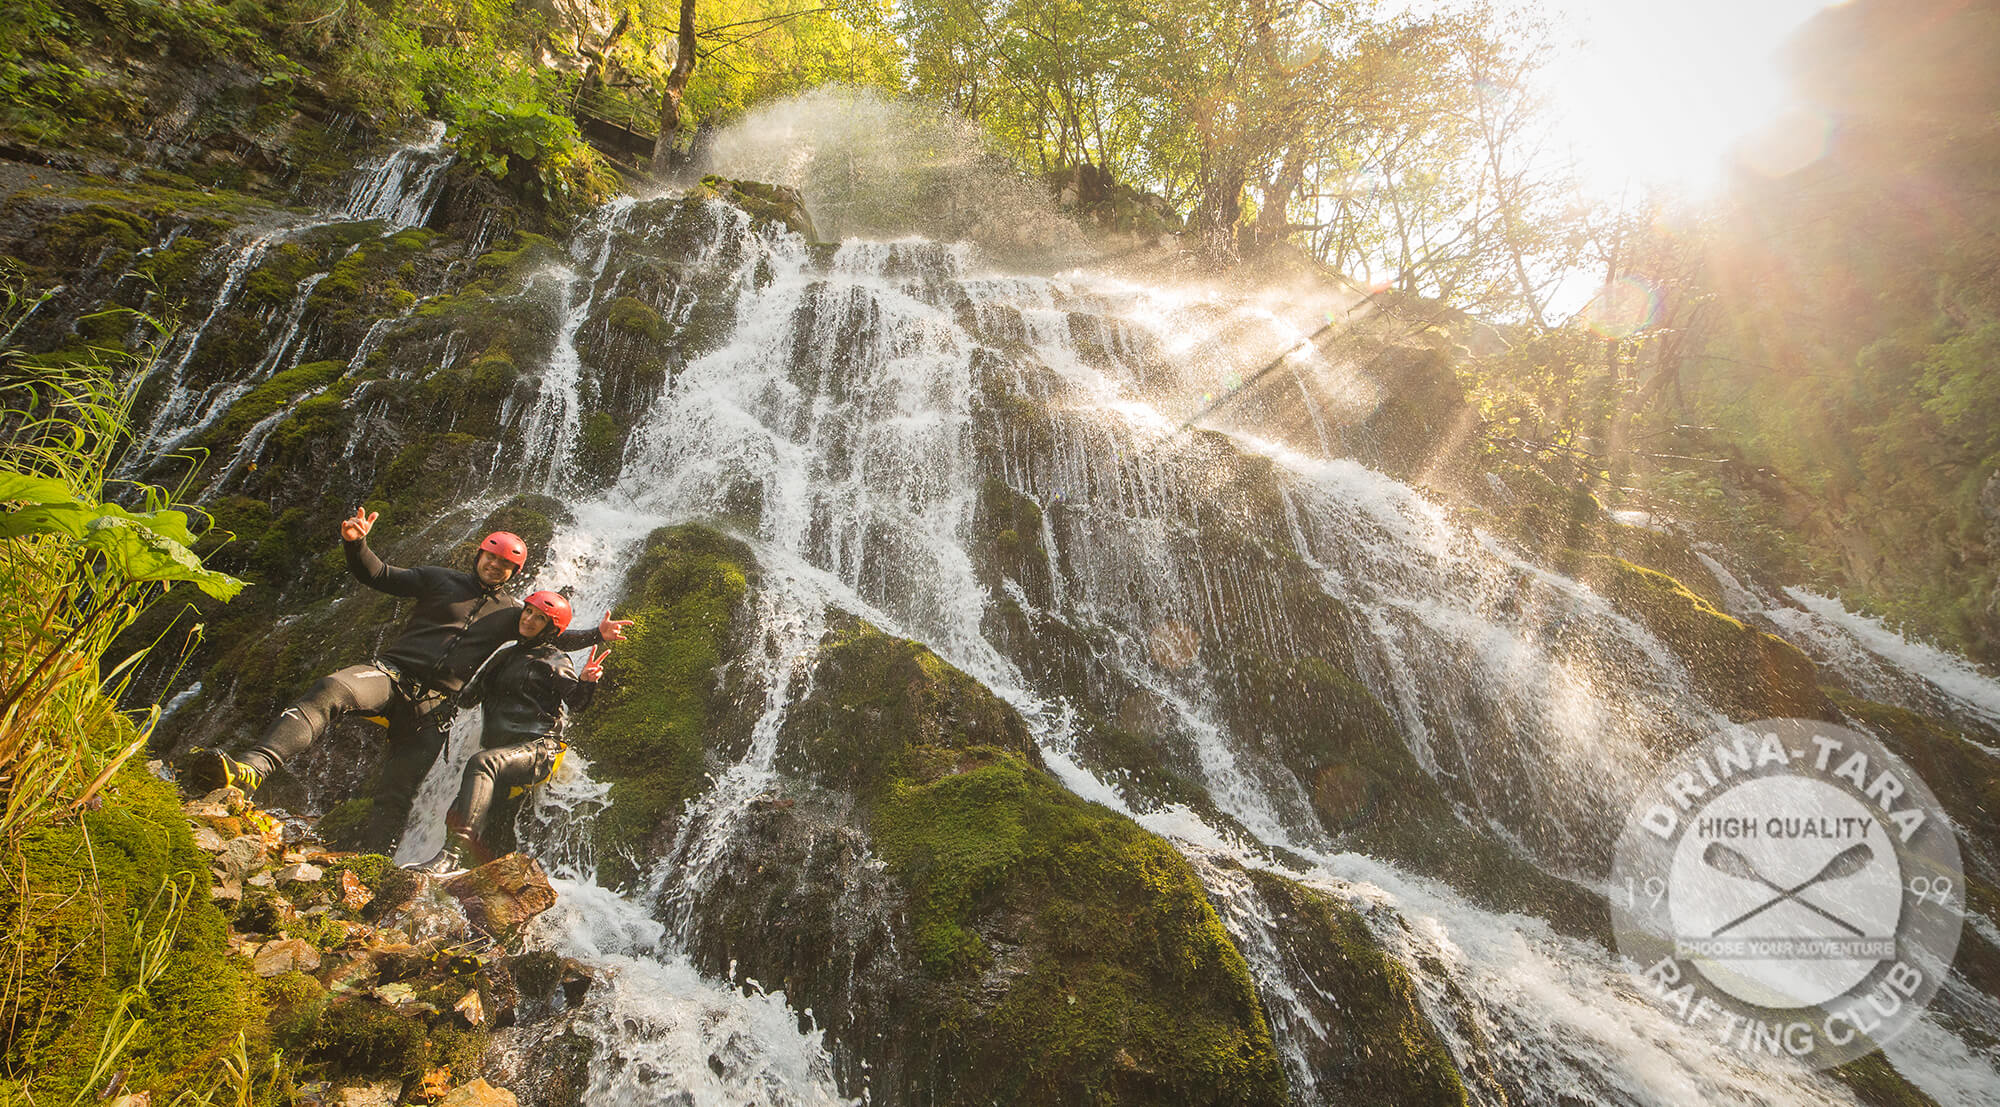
[1,473,245,601]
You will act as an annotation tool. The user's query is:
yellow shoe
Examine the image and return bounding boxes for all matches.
[181,748,264,795]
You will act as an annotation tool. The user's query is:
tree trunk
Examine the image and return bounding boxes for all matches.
[650,0,698,176]
[1253,149,1304,248]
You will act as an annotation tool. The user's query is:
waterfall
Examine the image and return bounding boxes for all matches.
[337,119,453,230]
[124,124,456,467]
[111,120,2000,1104]
[504,207,2000,1105]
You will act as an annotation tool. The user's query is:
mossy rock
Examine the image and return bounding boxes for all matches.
[699,176,819,241]
[197,358,347,446]
[1581,554,1832,723]
[0,763,262,1100]
[873,749,1287,1104]
[780,615,1038,796]
[753,619,1287,1104]
[1240,869,1466,1106]
[576,410,627,481]
[371,432,493,523]
[564,524,760,889]
[1221,651,1438,833]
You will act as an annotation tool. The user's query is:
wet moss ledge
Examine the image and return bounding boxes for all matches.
[1243,869,1466,1107]
[697,176,819,242]
[0,763,258,1101]
[777,617,1292,1105]
[563,523,760,889]
[1580,553,1833,723]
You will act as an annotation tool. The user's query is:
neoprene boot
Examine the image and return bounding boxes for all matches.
[411,830,475,877]
[180,748,266,795]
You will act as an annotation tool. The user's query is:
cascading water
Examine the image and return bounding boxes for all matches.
[337,119,454,231]
[116,103,2000,1105]
[498,203,1998,1104]
[123,122,457,471]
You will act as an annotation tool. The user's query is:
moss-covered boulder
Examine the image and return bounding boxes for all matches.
[0,765,260,1101]
[1239,868,1466,1106]
[563,524,761,889]
[674,617,1294,1105]
[700,176,819,242]
[1581,554,1833,723]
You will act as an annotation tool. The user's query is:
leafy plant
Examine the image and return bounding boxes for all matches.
[0,285,244,848]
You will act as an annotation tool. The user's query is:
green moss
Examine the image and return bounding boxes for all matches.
[775,619,1284,1103]
[259,970,330,1049]
[1223,652,1435,832]
[865,748,1284,1103]
[49,204,154,259]
[782,616,1035,797]
[566,525,759,888]
[266,387,355,454]
[315,798,373,851]
[1241,870,1465,1106]
[241,242,324,308]
[0,764,260,1100]
[305,1000,427,1077]
[200,359,346,445]
[372,432,489,522]
[137,234,217,298]
[605,295,668,340]
[577,411,627,480]
[1583,554,1831,722]
[699,176,819,241]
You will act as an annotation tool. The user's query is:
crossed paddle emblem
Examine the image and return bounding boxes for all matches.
[1702,841,1876,937]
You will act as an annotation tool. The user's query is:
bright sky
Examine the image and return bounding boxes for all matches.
[1530,0,1844,196]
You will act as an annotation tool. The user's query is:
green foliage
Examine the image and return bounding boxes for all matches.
[447,91,619,214]
[1,290,245,846]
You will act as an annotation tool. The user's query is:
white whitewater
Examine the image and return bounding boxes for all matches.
[507,206,1999,1104]
[124,108,2000,1105]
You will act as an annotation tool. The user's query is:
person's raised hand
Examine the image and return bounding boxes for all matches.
[580,645,611,683]
[340,507,378,542]
[597,612,633,642]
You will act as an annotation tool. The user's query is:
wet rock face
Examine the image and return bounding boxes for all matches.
[582,594,1293,1104]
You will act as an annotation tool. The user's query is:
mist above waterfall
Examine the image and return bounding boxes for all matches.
[699,88,1092,267]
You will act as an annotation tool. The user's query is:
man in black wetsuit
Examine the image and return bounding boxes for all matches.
[182,507,630,850]
[412,589,607,875]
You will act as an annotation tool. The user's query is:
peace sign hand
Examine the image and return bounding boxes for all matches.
[580,645,611,683]
[340,507,378,542]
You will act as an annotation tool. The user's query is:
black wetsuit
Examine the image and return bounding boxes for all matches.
[447,641,594,859]
[241,537,599,849]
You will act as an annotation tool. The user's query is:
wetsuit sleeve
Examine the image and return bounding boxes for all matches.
[344,537,429,598]
[552,626,604,651]
[561,675,595,714]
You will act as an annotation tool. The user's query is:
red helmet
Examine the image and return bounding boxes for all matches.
[523,590,573,635]
[479,531,527,570]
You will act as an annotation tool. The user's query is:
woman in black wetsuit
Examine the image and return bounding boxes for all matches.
[412,588,608,875]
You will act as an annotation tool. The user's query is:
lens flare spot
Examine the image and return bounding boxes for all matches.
[1583,276,1660,339]
[1148,621,1200,671]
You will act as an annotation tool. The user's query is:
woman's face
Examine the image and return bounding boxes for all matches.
[519,607,551,639]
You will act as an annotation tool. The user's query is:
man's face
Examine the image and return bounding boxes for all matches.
[518,607,551,639]
[474,549,517,587]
